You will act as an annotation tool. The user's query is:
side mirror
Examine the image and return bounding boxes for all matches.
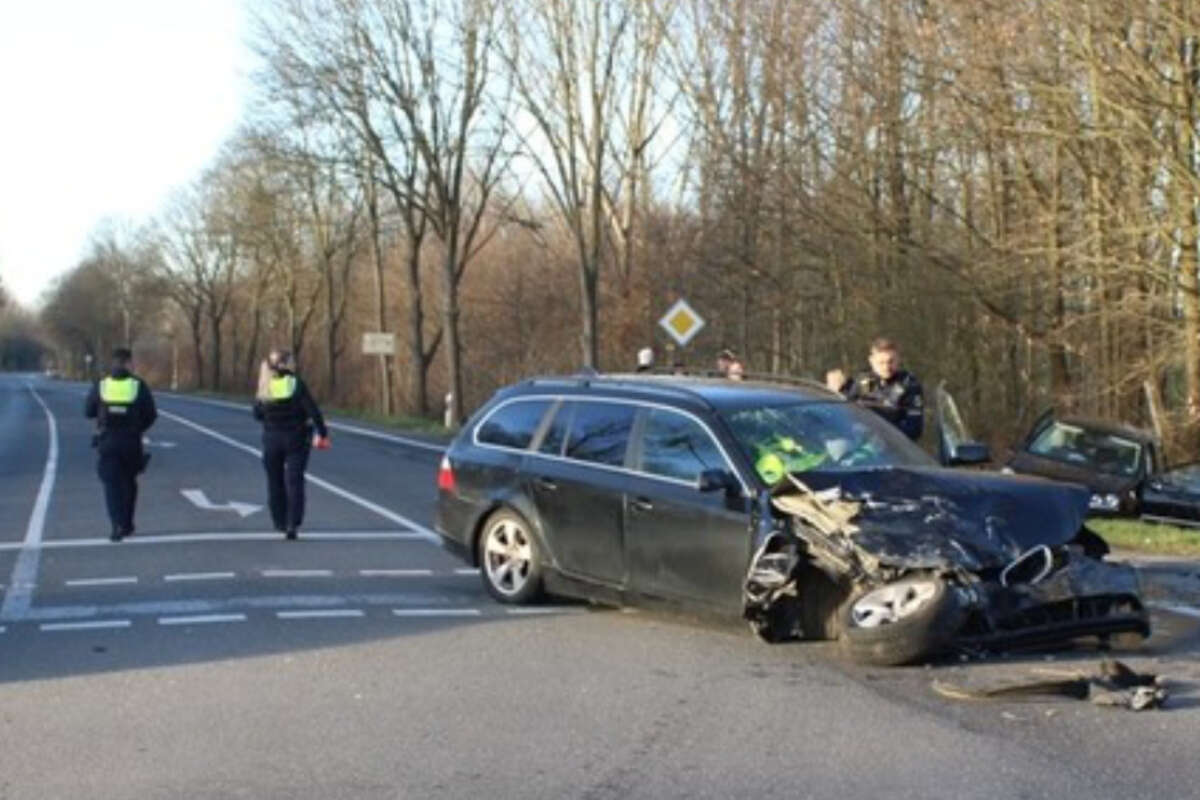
[697,468,735,493]
[947,441,990,466]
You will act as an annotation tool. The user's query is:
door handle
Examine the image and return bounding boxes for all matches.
[534,476,558,491]
[631,497,654,512]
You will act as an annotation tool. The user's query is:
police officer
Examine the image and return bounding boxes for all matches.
[826,338,924,440]
[85,347,157,542]
[253,349,329,540]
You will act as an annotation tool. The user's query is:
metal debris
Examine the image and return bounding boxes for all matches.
[931,659,1168,711]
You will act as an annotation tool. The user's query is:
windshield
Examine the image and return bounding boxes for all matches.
[1026,421,1142,477]
[721,401,935,484]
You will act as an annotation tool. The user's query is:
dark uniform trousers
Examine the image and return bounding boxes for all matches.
[262,429,311,530]
[97,432,143,531]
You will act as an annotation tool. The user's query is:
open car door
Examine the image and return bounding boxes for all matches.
[933,382,990,466]
[1141,462,1200,527]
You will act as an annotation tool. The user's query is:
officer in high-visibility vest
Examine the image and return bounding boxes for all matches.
[84,347,158,542]
[253,349,329,540]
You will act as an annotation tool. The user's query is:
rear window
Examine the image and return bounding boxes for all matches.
[476,399,552,450]
[564,401,636,467]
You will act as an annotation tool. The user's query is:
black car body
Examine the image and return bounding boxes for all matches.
[1002,409,1200,524]
[436,374,1149,664]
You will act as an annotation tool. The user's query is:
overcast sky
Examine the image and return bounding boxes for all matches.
[0,0,250,307]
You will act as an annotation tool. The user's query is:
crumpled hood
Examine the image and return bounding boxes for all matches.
[788,467,1091,571]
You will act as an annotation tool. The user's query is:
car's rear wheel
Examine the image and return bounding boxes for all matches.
[839,576,965,666]
[479,509,544,604]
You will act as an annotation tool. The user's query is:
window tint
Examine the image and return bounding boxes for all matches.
[640,409,726,482]
[538,401,570,456]
[564,401,635,466]
[476,400,552,450]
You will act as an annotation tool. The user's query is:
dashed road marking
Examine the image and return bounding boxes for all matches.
[41,620,131,632]
[360,569,433,577]
[506,607,587,615]
[0,531,428,552]
[392,608,481,618]
[455,568,480,575]
[164,572,236,582]
[278,609,365,619]
[159,613,247,626]
[262,569,333,578]
[65,577,138,587]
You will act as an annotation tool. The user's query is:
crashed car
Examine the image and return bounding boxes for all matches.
[435,373,1149,665]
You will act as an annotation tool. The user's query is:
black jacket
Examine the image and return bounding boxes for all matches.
[85,369,157,438]
[252,371,328,438]
[840,367,924,441]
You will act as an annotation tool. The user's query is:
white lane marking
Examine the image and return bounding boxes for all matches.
[157,409,441,543]
[158,391,447,453]
[0,531,427,552]
[41,620,131,631]
[180,489,261,518]
[159,613,246,626]
[505,607,588,615]
[0,626,6,634]
[164,572,236,582]
[65,577,138,587]
[262,569,332,578]
[277,609,364,619]
[26,594,461,621]
[2,385,58,622]
[360,569,433,577]
[392,608,481,617]
[1151,602,1200,620]
[454,568,480,575]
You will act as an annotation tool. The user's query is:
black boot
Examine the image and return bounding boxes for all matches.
[110,527,124,542]
[285,527,298,540]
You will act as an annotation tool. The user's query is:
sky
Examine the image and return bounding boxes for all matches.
[0,0,251,307]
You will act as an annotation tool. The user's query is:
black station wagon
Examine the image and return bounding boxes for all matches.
[435,374,1148,665]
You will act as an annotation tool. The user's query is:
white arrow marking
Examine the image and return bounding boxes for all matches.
[143,436,177,448]
[180,489,261,518]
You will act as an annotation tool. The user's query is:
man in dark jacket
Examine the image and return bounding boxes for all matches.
[253,349,329,539]
[827,338,924,441]
[85,347,157,541]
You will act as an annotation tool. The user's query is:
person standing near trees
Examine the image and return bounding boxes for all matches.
[825,337,924,441]
[253,349,330,540]
[85,347,157,542]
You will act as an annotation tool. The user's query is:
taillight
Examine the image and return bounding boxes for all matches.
[437,455,456,492]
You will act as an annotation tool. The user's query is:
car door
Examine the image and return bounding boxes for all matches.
[524,399,637,585]
[932,382,990,466]
[623,406,751,614]
[1140,462,1200,525]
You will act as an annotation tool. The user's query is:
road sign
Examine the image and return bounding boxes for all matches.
[658,299,706,346]
[362,332,396,356]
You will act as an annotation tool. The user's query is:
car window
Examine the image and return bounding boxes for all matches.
[538,401,571,456]
[564,401,636,467]
[1027,422,1142,477]
[639,408,726,482]
[476,399,553,450]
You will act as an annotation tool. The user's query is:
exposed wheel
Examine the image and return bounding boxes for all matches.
[839,576,965,666]
[478,509,544,604]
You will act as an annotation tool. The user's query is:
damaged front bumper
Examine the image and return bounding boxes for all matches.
[744,476,1151,659]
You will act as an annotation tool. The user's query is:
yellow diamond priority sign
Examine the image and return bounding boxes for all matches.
[658,298,705,346]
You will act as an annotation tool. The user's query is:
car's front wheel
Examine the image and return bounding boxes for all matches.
[839,576,965,666]
[478,509,544,604]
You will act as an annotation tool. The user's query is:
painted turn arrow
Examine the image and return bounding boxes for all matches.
[180,489,262,518]
[143,436,177,448]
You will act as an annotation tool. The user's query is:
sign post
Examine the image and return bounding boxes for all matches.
[658,299,706,368]
[363,333,396,415]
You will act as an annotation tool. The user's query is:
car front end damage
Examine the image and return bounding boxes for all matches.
[744,471,1150,665]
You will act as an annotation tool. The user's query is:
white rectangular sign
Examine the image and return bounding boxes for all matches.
[362,332,396,356]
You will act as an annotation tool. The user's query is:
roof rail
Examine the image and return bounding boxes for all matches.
[639,367,839,396]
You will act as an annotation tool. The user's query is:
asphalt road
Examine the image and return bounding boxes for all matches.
[2,372,1199,800]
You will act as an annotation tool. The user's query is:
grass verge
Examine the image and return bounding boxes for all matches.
[188,390,453,438]
[1089,518,1200,558]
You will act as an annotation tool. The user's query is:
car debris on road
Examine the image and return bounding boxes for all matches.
[931,659,1169,711]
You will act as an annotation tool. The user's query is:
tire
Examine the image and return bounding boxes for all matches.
[478,509,544,605]
[839,576,965,666]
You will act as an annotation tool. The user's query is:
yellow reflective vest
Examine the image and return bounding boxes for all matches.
[269,375,297,401]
